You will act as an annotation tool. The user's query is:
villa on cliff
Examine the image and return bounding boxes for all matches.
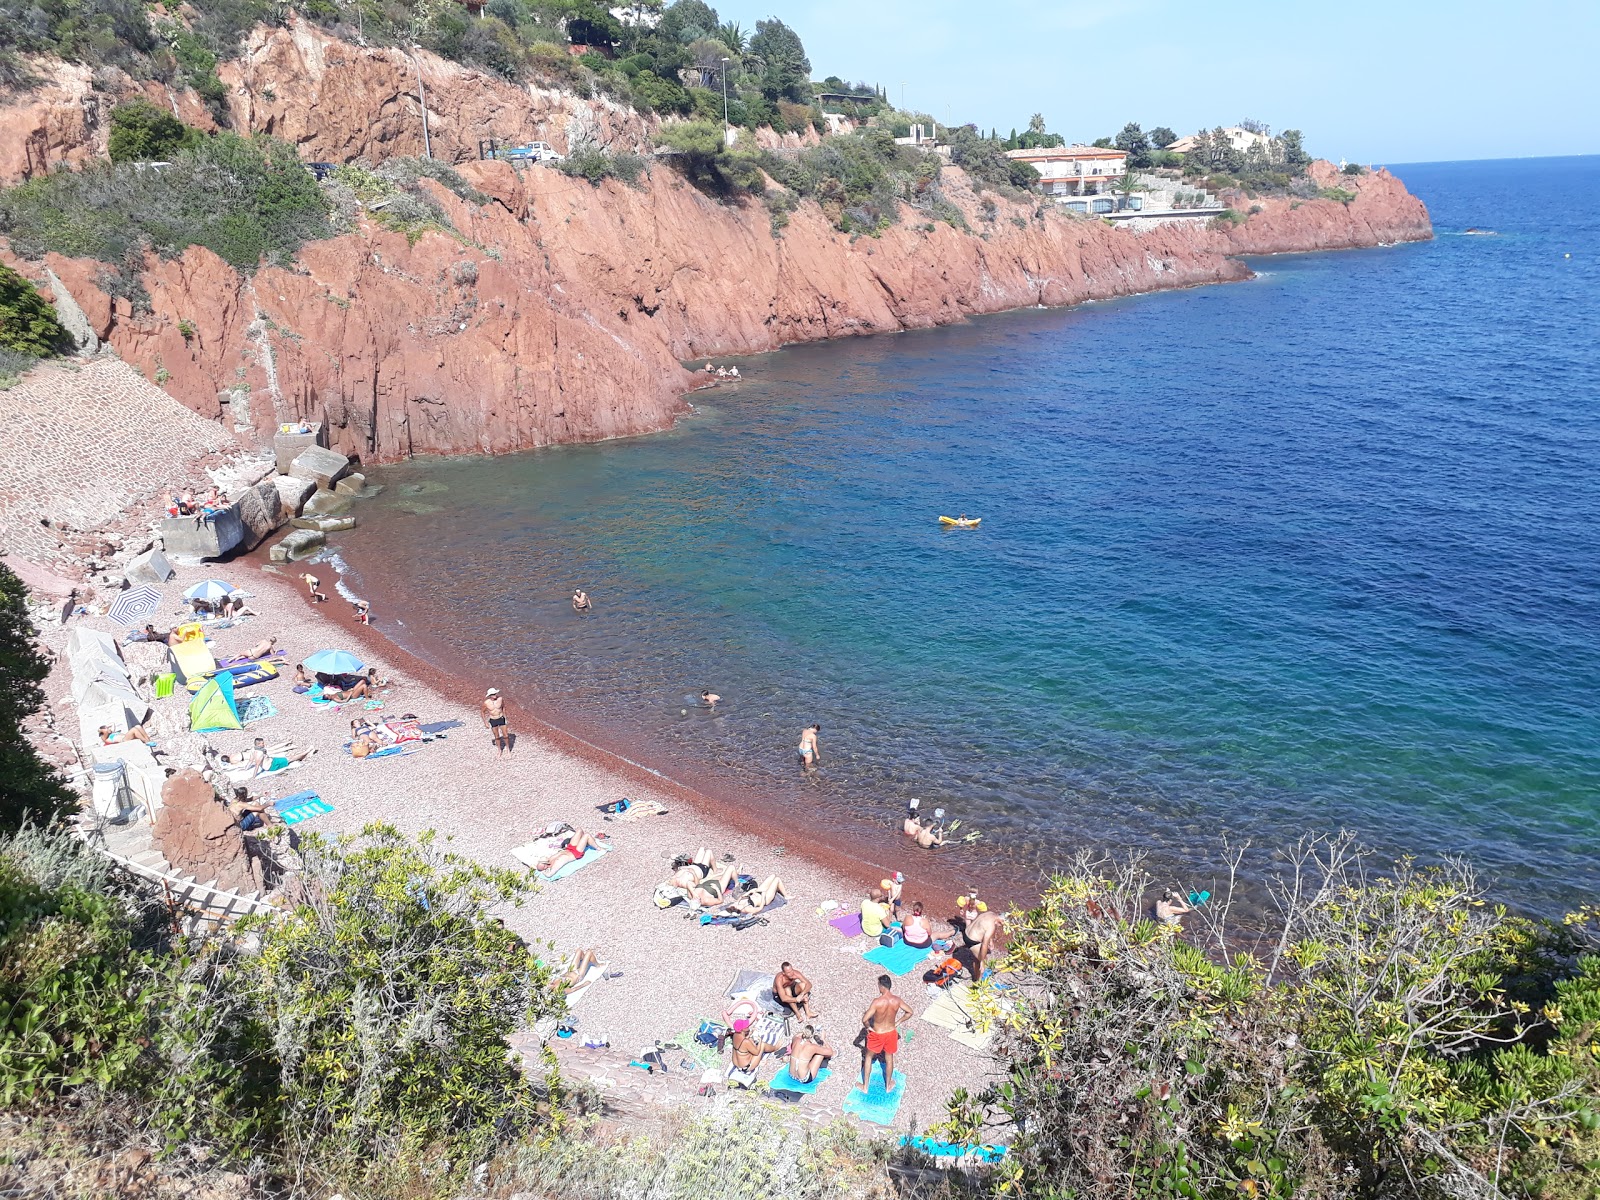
[1003,145,1129,210]
[1166,126,1272,155]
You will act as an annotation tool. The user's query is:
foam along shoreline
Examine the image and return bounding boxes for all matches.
[37,551,1002,1122]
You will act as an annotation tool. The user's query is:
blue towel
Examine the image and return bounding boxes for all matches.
[770,1065,831,1095]
[273,792,334,825]
[900,1135,1008,1164]
[842,1065,906,1126]
[863,940,931,976]
[540,843,609,882]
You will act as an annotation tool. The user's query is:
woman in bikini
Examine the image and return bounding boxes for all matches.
[785,1026,836,1084]
[535,829,607,875]
[729,875,789,915]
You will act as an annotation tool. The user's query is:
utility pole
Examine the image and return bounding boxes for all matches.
[900,81,905,110]
[411,49,432,159]
[721,57,730,143]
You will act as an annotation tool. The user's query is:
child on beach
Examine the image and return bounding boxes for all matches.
[300,573,328,603]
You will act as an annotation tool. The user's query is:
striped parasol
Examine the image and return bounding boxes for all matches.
[184,579,236,602]
[107,585,162,626]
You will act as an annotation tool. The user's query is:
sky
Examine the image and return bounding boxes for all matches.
[708,0,1600,164]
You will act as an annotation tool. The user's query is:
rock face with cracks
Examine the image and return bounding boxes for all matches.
[0,23,1431,464]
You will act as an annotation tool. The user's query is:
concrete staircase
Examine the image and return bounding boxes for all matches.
[76,818,277,937]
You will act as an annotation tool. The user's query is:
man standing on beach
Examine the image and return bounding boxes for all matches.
[959,900,1005,983]
[859,974,912,1094]
[482,687,511,758]
[797,723,821,768]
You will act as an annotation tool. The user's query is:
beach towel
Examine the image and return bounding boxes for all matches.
[538,843,609,882]
[236,694,279,724]
[384,717,423,743]
[700,894,789,926]
[770,1065,831,1095]
[224,759,305,784]
[841,1064,906,1126]
[349,743,420,761]
[614,798,669,821]
[663,1027,723,1072]
[921,982,996,1051]
[562,960,607,1008]
[725,970,787,1018]
[864,940,931,976]
[274,791,334,826]
[899,1136,1008,1165]
[829,912,864,938]
[725,1064,760,1089]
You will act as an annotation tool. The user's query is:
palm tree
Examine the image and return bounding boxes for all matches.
[715,20,746,53]
[1111,169,1147,212]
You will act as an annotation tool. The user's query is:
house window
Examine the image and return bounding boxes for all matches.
[1092,198,1114,214]
[1066,200,1088,212]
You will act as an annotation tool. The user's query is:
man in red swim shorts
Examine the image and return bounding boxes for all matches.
[859,973,913,1094]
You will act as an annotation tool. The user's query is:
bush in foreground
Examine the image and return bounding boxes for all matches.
[946,837,1600,1199]
[0,562,74,827]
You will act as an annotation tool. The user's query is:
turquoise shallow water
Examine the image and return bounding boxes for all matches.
[346,156,1600,914]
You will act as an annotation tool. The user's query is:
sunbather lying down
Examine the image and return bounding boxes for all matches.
[667,850,740,907]
[535,829,607,874]
[729,875,788,914]
[563,947,601,987]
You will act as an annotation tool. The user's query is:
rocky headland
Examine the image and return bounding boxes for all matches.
[1,22,1432,465]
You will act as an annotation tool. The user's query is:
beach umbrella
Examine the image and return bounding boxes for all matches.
[107,585,162,626]
[302,648,365,676]
[184,579,236,602]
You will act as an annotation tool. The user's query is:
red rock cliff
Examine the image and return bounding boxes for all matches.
[1,24,1431,463]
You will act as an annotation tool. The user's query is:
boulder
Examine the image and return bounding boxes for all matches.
[273,421,327,475]
[288,445,352,491]
[333,472,367,496]
[274,474,317,517]
[160,510,245,561]
[123,548,175,585]
[268,528,325,562]
[233,479,285,551]
[302,489,353,517]
[290,515,356,533]
[152,768,262,895]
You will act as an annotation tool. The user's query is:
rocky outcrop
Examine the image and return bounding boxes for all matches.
[0,22,1432,465]
[220,22,655,164]
[153,769,262,894]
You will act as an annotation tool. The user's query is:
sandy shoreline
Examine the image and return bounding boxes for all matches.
[38,551,1004,1128]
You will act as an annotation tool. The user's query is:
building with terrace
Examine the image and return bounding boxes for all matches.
[1004,145,1129,208]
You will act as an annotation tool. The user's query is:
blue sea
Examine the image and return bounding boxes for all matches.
[346,156,1600,914]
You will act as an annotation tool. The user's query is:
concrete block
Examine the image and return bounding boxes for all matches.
[302,490,354,517]
[273,421,327,474]
[123,548,175,585]
[233,480,285,551]
[160,510,244,561]
[290,515,357,533]
[334,472,366,496]
[273,474,317,517]
[288,445,352,491]
[267,529,325,563]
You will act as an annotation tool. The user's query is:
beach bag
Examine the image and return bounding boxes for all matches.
[925,957,964,988]
[695,1020,725,1048]
[653,883,683,909]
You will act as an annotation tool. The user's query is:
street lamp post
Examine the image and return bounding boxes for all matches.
[721,57,730,141]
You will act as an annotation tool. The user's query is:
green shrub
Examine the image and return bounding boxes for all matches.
[237,824,561,1156]
[107,99,200,163]
[1318,185,1357,204]
[757,128,943,232]
[655,120,763,197]
[1342,161,1367,175]
[0,564,75,827]
[1212,206,1248,226]
[0,132,329,271]
[558,144,648,186]
[0,265,73,360]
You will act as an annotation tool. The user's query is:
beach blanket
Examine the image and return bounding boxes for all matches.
[348,742,422,761]
[921,982,996,1051]
[662,1027,724,1072]
[900,1136,1008,1165]
[235,694,279,724]
[700,894,789,926]
[770,1065,831,1095]
[864,940,931,976]
[562,960,607,1008]
[842,1065,906,1126]
[539,843,609,883]
[829,912,864,938]
[214,653,286,672]
[273,791,334,825]
[224,759,304,784]
[725,970,787,1018]
[384,717,423,743]
[614,798,669,821]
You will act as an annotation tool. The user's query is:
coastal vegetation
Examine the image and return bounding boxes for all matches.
[0,263,73,382]
[944,841,1600,1200]
[0,562,74,825]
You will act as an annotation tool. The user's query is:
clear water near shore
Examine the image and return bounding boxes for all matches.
[340,157,1600,915]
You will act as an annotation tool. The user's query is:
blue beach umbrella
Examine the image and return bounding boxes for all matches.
[185,579,236,602]
[303,648,365,676]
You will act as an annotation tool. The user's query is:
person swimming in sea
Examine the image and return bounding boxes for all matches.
[572,588,592,613]
[797,723,821,768]
[701,690,721,708]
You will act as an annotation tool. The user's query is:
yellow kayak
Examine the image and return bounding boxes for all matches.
[939,516,981,528]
